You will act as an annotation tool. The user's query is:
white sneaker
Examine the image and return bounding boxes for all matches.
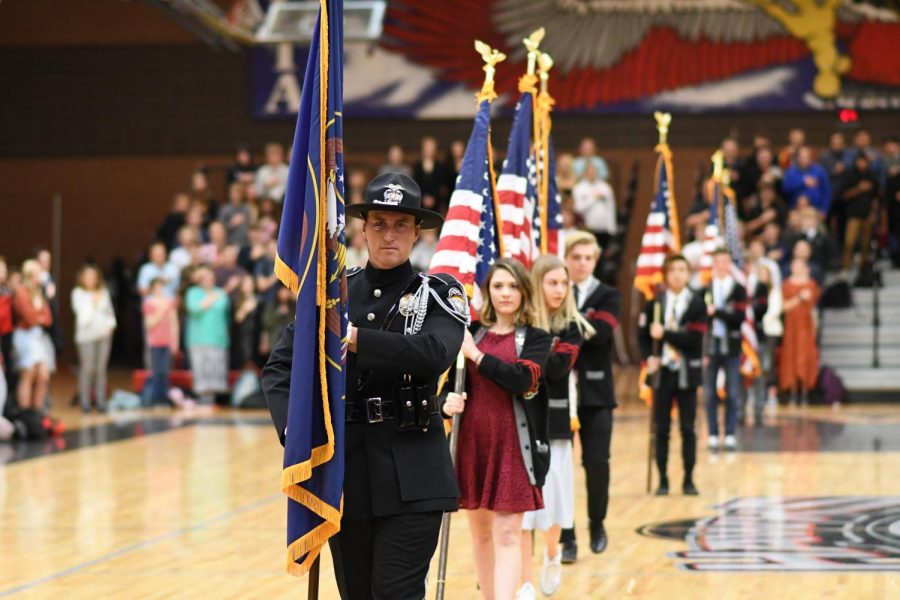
[707,435,719,450]
[516,582,537,600]
[539,547,563,596]
[724,435,737,450]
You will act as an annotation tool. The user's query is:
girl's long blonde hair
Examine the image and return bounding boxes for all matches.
[530,255,595,339]
[20,259,43,301]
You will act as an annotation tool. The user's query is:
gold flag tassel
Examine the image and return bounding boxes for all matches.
[536,51,554,254]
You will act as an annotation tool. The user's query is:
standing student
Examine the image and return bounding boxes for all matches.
[779,258,821,406]
[185,265,230,404]
[12,260,53,411]
[443,258,552,600]
[559,231,621,562]
[640,255,707,496]
[704,249,747,451]
[519,255,593,599]
[71,265,117,412]
[142,278,179,405]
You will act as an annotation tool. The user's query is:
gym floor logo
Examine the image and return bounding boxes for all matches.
[638,496,900,571]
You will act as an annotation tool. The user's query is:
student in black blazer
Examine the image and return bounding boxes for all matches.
[639,255,708,496]
[704,249,747,452]
[559,231,622,562]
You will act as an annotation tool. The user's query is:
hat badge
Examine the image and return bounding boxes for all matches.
[376,184,404,206]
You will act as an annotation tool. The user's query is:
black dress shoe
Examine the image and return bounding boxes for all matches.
[590,526,608,554]
[560,540,577,564]
[655,482,670,496]
[683,481,699,496]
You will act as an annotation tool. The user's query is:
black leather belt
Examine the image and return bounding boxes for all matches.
[345,396,440,424]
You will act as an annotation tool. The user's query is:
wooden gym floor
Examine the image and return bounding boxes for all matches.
[1,368,899,599]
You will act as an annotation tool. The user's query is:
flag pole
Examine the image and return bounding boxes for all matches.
[308,556,320,599]
[435,41,505,600]
[646,112,672,494]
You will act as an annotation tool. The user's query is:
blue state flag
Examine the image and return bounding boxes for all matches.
[273,0,346,577]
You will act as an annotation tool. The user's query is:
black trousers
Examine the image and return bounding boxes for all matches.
[561,405,613,543]
[329,511,443,600]
[654,369,697,481]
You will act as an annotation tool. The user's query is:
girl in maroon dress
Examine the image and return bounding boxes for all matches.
[443,258,551,600]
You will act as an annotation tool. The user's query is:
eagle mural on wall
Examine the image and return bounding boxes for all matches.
[380,0,900,113]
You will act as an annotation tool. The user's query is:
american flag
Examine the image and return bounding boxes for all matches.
[496,91,539,267]
[722,184,762,380]
[634,144,681,300]
[535,139,563,256]
[697,178,725,287]
[429,99,500,308]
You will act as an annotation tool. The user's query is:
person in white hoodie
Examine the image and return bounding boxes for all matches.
[71,265,117,412]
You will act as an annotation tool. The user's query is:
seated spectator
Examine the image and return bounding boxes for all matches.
[740,146,783,201]
[743,181,787,239]
[818,131,852,193]
[71,265,117,413]
[137,241,180,297]
[169,225,201,272]
[12,260,53,411]
[239,225,268,274]
[218,183,253,247]
[185,201,208,243]
[777,127,805,169]
[254,238,279,305]
[779,258,820,406]
[849,129,886,188]
[556,153,577,197]
[142,277,179,405]
[761,222,788,267]
[256,198,279,243]
[157,192,190,249]
[260,286,295,362]
[720,138,744,194]
[572,137,609,181]
[413,137,451,214]
[410,228,438,272]
[345,221,368,269]
[782,146,831,215]
[185,265,230,404]
[189,169,218,222]
[227,144,257,186]
[256,142,290,203]
[839,153,879,278]
[572,162,617,252]
[449,139,466,189]
[377,144,413,178]
[884,137,900,179]
[199,222,229,266]
[232,274,260,369]
[213,245,247,299]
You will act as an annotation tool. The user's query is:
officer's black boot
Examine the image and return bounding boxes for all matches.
[560,527,577,564]
[589,521,607,554]
[655,473,670,496]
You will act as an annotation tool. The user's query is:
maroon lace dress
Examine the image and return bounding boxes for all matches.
[455,331,543,512]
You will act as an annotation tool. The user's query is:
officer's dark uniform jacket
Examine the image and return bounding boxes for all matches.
[262,259,466,519]
[543,321,584,441]
[574,277,622,408]
[442,322,552,488]
[703,278,747,357]
[638,290,708,390]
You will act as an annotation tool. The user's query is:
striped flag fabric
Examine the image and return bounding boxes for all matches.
[429,99,501,307]
[535,139,563,256]
[496,91,539,267]
[272,0,346,577]
[698,178,725,287]
[722,184,762,380]
[634,143,681,300]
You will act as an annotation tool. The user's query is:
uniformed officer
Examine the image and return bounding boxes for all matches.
[262,172,468,600]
